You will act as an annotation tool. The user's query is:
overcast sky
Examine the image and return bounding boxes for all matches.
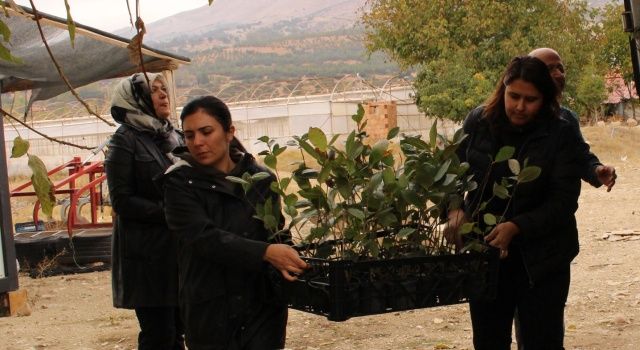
[15,0,208,32]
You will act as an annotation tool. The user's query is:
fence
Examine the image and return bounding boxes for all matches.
[4,86,460,176]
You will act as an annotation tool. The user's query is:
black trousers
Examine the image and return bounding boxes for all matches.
[469,250,570,350]
[135,306,185,350]
[183,297,288,350]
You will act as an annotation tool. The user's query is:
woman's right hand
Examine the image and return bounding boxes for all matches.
[444,209,465,251]
[263,244,308,281]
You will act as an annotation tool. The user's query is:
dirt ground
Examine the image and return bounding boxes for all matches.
[1,125,639,350]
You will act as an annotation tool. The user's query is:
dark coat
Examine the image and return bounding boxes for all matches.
[458,107,581,284]
[105,123,181,308]
[560,106,603,187]
[158,149,287,349]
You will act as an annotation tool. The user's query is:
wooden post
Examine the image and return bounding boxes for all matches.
[0,289,30,317]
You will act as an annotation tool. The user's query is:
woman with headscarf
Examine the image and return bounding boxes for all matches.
[105,72,184,349]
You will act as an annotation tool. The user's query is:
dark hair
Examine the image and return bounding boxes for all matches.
[180,95,247,153]
[180,95,233,131]
[483,56,559,124]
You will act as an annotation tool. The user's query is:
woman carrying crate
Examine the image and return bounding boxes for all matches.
[446,56,581,350]
[158,95,307,349]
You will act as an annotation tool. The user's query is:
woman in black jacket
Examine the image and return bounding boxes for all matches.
[160,95,307,350]
[105,73,184,349]
[447,56,581,350]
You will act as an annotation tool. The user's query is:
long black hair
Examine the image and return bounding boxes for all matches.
[483,56,559,124]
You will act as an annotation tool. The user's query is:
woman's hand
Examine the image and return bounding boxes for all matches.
[263,244,308,281]
[485,221,520,258]
[444,209,466,251]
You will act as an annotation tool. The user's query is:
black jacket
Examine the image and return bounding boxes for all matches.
[560,106,603,187]
[158,148,286,349]
[458,107,581,284]
[105,122,181,308]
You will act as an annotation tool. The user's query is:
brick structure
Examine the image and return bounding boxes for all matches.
[363,101,398,143]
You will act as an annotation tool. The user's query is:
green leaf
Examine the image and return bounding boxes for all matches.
[494,146,515,163]
[387,126,400,139]
[382,167,395,185]
[269,181,284,196]
[0,42,21,64]
[0,19,10,42]
[28,155,55,217]
[280,177,291,191]
[492,183,509,199]
[263,214,278,231]
[347,143,364,160]
[352,103,365,124]
[251,172,271,182]
[258,135,270,143]
[284,194,298,207]
[264,154,277,169]
[508,158,520,175]
[434,158,451,182]
[397,227,416,238]
[284,205,298,217]
[483,213,497,226]
[518,166,541,183]
[10,136,29,158]
[308,127,328,152]
[63,0,76,48]
[317,164,331,184]
[365,172,384,193]
[298,139,321,161]
[328,133,341,146]
[347,208,365,220]
[369,139,389,165]
[273,145,287,156]
[226,176,249,186]
[429,120,438,149]
[442,173,457,186]
[460,222,475,234]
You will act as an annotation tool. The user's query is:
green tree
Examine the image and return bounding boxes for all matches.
[598,1,637,120]
[575,61,607,122]
[362,0,598,121]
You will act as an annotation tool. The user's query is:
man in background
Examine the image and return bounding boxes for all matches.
[529,47,617,191]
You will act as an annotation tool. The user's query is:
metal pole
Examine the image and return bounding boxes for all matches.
[0,89,19,293]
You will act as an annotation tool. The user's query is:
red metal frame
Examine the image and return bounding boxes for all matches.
[10,156,111,237]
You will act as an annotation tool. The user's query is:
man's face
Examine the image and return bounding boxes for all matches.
[532,50,566,94]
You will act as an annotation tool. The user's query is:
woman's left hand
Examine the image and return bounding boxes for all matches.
[263,244,308,281]
[485,221,520,259]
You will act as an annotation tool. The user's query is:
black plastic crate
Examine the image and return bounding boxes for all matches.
[285,250,499,321]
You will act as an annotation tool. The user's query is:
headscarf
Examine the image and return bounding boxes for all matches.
[111,73,181,153]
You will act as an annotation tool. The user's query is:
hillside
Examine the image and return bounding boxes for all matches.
[128,0,401,100]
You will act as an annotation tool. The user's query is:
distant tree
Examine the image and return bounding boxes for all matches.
[362,0,599,121]
[575,61,607,123]
[598,1,637,120]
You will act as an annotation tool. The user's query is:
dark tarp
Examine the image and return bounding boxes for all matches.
[0,4,190,105]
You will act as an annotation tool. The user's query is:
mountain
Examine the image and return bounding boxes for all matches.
[136,0,366,43]
[107,0,618,102]
[117,0,399,100]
